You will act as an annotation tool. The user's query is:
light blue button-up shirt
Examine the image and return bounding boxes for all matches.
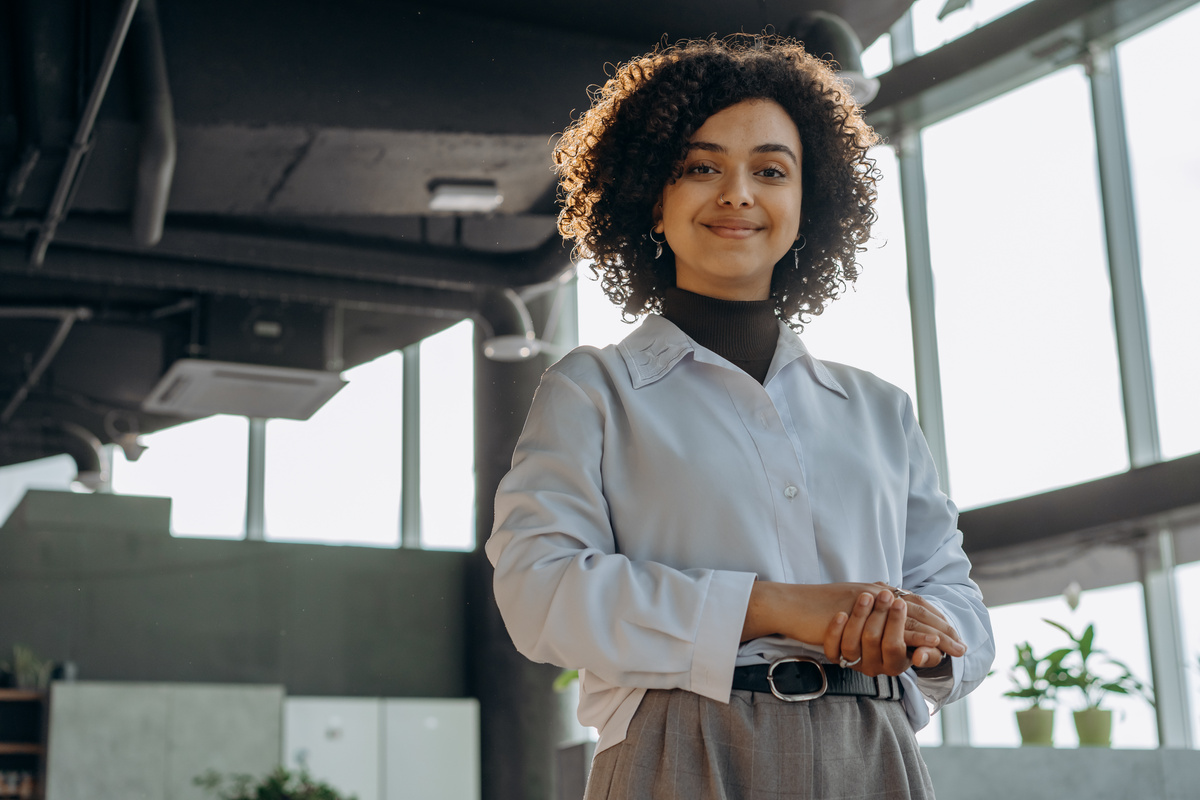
[488,314,994,752]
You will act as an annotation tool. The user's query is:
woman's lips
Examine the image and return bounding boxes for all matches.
[702,219,762,239]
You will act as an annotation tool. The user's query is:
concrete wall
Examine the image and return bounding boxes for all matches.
[923,746,1200,800]
[0,490,468,698]
[46,682,283,800]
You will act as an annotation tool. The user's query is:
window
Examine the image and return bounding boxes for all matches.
[860,33,892,78]
[1118,3,1200,460]
[798,145,918,403]
[264,352,404,547]
[911,0,1034,56]
[576,264,640,349]
[419,320,476,550]
[112,415,249,538]
[968,583,1155,747]
[921,66,1128,508]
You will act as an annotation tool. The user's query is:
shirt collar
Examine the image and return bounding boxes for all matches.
[617,314,848,398]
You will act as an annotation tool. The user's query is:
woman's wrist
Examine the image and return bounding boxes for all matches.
[740,581,817,643]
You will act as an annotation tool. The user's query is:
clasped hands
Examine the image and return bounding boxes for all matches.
[741,581,967,677]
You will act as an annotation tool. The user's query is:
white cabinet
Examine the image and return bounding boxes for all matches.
[383,699,479,800]
[284,697,479,800]
[284,698,382,800]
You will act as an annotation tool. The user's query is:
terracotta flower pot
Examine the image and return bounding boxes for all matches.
[1015,707,1055,746]
[1074,707,1113,747]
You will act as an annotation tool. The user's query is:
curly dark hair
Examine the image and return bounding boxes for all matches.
[554,34,880,327]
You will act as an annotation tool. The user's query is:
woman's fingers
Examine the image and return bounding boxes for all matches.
[823,611,850,663]
[872,583,967,657]
[902,618,951,652]
[880,598,910,674]
[904,598,966,656]
[836,591,874,667]
[911,646,945,669]
[859,590,894,674]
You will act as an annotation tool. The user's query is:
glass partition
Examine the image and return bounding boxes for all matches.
[419,320,476,550]
[113,415,249,538]
[1118,3,1200,460]
[922,65,1128,508]
[264,352,404,547]
[968,583,1155,747]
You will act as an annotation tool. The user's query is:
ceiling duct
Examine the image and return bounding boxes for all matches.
[142,359,346,421]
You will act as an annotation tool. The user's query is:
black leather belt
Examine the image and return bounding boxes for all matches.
[732,657,903,702]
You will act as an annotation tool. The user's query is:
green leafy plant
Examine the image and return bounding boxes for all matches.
[194,767,355,800]
[553,669,579,692]
[1042,619,1154,710]
[1003,641,1068,709]
[0,645,53,690]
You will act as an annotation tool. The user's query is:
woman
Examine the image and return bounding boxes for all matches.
[487,35,994,799]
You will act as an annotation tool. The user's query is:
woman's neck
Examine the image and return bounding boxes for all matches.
[661,287,779,384]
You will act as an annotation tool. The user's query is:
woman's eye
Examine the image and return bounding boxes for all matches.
[686,163,717,175]
[759,166,787,179]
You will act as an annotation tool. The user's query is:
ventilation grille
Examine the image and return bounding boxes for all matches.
[143,359,347,420]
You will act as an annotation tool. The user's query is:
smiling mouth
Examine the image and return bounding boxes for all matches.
[703,222,762,239]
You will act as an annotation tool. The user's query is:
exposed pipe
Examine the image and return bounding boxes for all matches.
[0,420,108,489]
[0,306,93,424]
[2,1,44,217]
[58,420,109,490]
[30,0,141,266]
[128,0,176,247]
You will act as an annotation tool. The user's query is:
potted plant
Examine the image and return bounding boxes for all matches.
[1003,641,1066,746]
[1042,619,1154,747]
[194,767,355,800]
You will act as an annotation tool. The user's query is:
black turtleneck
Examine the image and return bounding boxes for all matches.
[662,287,779,384]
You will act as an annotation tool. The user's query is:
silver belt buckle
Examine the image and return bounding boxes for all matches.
[766,656,828,702]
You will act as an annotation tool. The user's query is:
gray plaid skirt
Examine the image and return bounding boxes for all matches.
[583,688,935,800]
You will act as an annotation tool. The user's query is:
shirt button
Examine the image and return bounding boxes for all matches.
[784,485,798,499]
[759,412,770,426]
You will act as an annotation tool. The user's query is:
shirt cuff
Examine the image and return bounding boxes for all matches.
[688,570,757,703]
[911,595,960,711]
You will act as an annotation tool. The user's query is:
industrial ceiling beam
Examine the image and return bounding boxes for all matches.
[958,451,1200,556]
[2,215,570,293]
[867,0,1197,138]
[0,239,478,318]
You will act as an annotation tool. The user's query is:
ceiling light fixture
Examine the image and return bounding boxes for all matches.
[788,12,880,106]
[428,179,503,213]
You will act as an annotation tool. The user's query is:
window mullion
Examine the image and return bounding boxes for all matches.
[245,417,266,540]
[401,343,421,548]
[1087,44,1160,468]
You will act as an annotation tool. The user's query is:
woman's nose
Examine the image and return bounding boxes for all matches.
[718,172,753,207]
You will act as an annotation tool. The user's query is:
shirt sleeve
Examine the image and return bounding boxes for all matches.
[486,368,757,703]
[899,394,995,713]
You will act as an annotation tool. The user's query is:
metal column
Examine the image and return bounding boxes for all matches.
[401,343,422,548]
[891,11,971,747]
[245,418,267,540]
[1088,44,1190,747]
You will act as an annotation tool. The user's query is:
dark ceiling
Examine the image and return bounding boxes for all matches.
[0,0,915,471]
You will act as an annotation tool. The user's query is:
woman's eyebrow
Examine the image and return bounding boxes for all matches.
[753,143,799,164]
[686,141,799,164]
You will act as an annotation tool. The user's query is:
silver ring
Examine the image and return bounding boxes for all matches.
[838,655,862,668]
[891,586,912,597]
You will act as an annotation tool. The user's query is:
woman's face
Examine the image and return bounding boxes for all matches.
[655,99,803,302]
